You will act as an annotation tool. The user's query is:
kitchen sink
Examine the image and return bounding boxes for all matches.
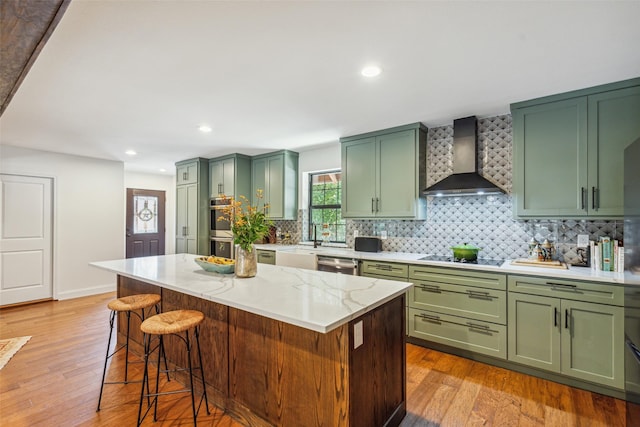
[275,249,317,270]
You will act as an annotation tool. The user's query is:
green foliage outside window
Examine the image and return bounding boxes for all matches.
[309,171,345,243]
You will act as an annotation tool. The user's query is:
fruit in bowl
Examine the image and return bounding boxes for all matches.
[194,256,235,274]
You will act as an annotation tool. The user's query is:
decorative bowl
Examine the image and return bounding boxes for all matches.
[194,256,235,274]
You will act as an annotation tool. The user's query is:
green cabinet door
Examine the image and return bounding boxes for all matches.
[210,157,235,198]
[176,158,209,255]
[513,97,588,217]
[176,184,198,254]
[266,154,284,219]
[587,86,640,216]
[251,151,298,220]
[342,137,377,218]
[251,157,267,210]
[176,162,198,185]
[378,129,419,217]
[560,299,624,389]
[507,293,561,372]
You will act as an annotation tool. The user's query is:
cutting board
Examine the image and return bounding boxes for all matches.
[510,259,569,269]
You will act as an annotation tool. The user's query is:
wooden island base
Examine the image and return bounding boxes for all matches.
[117,275,406,427]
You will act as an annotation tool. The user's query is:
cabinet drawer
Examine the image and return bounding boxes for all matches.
[257,250,276,265]
[409,265,506,291]
[508,275,623,306]
[361,261,408,279]
[410,281,506,325]
[408,308,506,359]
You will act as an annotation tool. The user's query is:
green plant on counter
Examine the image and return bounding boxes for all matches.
[218,190,272,251]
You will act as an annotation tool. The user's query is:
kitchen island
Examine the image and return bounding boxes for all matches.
[91,254,412,427]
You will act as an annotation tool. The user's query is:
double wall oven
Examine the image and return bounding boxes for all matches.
[210,198,234,259]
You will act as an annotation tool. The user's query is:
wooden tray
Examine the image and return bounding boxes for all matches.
[510,259,568,269]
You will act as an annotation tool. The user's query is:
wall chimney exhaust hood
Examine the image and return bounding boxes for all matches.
[423,116,505,197]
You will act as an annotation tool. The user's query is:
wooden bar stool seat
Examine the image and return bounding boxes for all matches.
[137,310,210,426]
[97,293,162,411]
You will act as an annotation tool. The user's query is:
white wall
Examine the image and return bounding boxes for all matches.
[0,145,124,299]
[297,143,341,208]
[124,171,176,255]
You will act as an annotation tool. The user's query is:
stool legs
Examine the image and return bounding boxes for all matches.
[97,303,161,412]
[96,310,117,411]
[137,326,209,426]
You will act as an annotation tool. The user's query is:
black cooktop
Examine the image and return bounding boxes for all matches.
[419,255,505,267]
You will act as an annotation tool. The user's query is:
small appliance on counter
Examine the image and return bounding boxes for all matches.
[354,236,382,253]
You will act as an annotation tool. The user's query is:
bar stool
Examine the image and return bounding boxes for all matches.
[137,309,210,426]
[97,293,162,411]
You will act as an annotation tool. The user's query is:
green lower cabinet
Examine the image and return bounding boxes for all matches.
[508,292,624,389]
[508,293,561,372]
[409,308,507,359]
[360,260,410,334]
[256,249,276,265]
[560,299,624,389]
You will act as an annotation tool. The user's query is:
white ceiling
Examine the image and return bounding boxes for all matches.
[1,0,639,174]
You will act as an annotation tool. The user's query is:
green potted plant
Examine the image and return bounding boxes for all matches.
[219,190,272,277]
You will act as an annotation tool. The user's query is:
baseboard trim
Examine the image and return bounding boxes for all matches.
[56,284,115,300]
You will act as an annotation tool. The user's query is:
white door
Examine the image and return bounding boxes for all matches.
[0,174,53,305]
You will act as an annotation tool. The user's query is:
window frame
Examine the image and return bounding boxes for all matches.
[308,170,345,243]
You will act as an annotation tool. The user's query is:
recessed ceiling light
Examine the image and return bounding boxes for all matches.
[159,168,167,172]
[361,65,382,77]
[125,150,137,156]
[199,125,212,133]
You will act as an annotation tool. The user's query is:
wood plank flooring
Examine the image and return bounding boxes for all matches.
[0,292,630,426]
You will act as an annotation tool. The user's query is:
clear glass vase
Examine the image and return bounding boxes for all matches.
[235,245,257,278]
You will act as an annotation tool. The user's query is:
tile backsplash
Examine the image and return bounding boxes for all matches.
[278,114,623,263]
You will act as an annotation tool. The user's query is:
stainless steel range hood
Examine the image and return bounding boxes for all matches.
[423,116,505,197]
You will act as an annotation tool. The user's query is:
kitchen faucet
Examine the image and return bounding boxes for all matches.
[313,225,321,248]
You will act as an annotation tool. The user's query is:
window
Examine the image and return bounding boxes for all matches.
[309,171,345,243]
[133,195,158,234]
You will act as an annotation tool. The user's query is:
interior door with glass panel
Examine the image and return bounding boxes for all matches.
[126,189,165,258]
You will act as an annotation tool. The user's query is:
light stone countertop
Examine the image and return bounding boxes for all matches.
[91,254,413,333]
[254,243,640,286]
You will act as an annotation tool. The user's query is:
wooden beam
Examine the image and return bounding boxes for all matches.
[0,0,71,116]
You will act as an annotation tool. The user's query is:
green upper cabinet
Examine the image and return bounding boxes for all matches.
[176,161,199,185]
[512,78,640,218]
[251,150,298,220]
[209,153,251,199]
[175,158,209,255]
[341,123,427,219]
[587,86,640,216]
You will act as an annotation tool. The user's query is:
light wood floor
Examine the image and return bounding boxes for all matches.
[0,292,630,426]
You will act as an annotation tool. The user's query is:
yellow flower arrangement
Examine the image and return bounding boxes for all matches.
[218,190,272,252]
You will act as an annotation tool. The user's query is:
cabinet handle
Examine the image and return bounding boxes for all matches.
[376,198,380,212]
[419,313,441,322]
[467,290,493,299]
[218,183,222,194]
[183,172,188,181]
[418,284,441,293]
[374,264,392,271]
[466,322,490,330]
[565,309,570,329]
[581,187,586,210]
[548,282,578,292]
[554,307,558,327]
[371,198,375,213]
[592,187,598,210]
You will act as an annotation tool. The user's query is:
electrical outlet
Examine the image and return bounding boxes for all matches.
[353,230,359,238]
[354,321,363,349]
[380,230,387,240]
[577,234,589,248]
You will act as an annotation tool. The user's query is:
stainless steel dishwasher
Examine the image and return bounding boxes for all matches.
[316,256,358,275]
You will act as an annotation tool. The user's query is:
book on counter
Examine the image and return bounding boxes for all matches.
[590,237,624,272]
